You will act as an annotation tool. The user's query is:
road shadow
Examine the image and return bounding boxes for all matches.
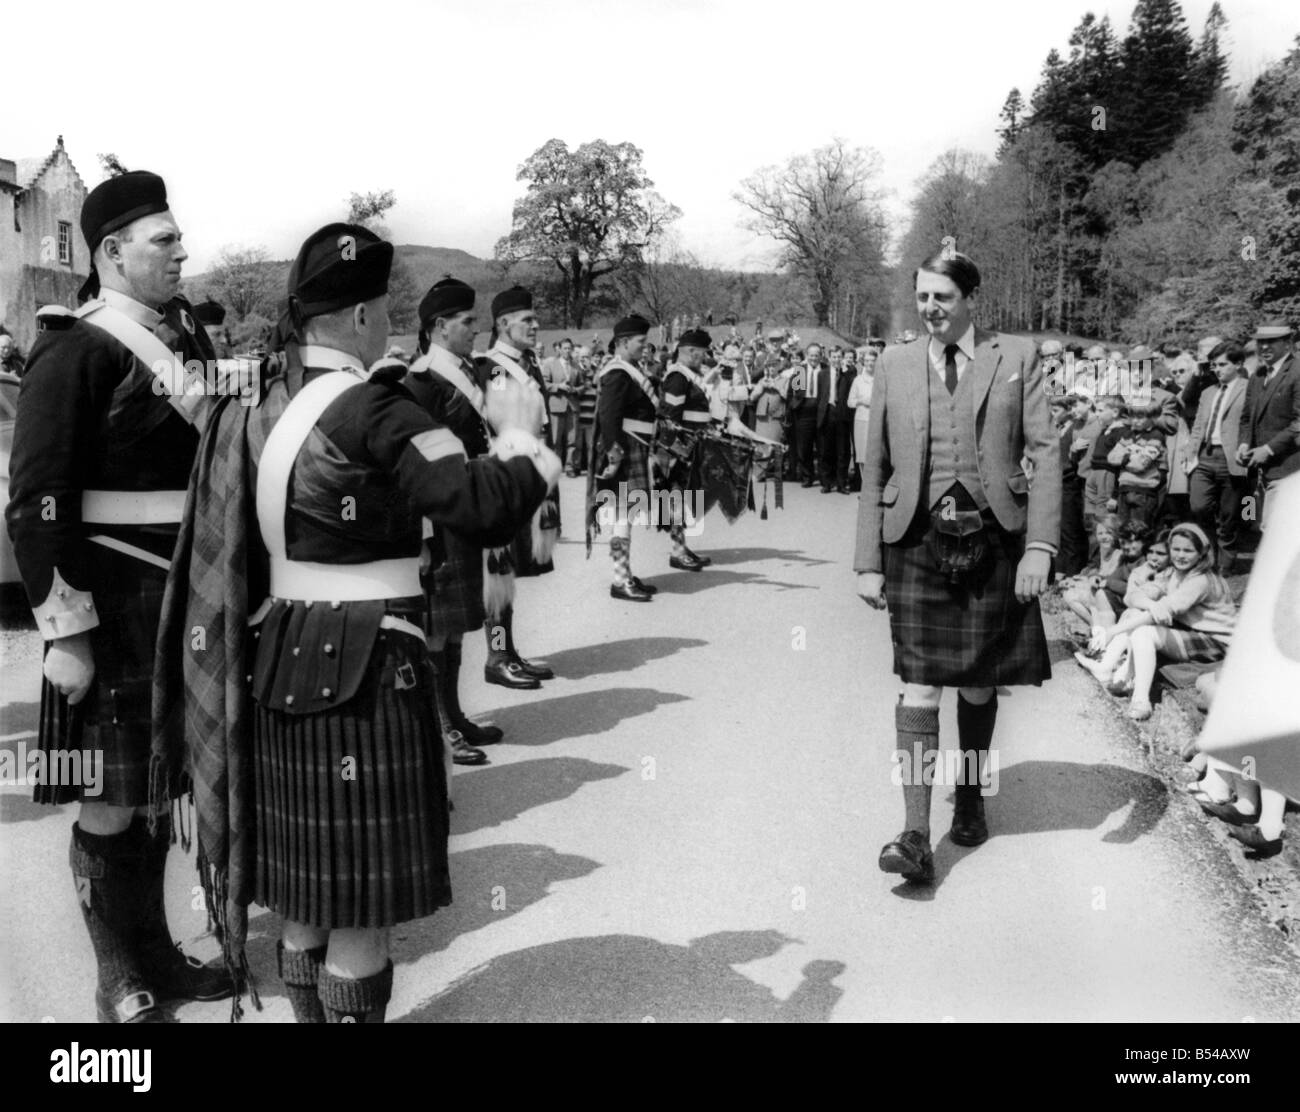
[536,637,708,679]
[986,759,1168,843]
[477,688,690,748]
[693,546,834,569]
[240,842,602,998]
[393,843,600,963]
[650,569,815,596]
[400,929,847,1022]
[0,790,65,826]
[887,759,1168,899]
[451,756,630,835]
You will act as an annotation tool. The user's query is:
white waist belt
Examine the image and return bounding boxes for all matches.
[269,557,421,601]
[82,489,187,525]
[623,419,655,434]
[682,411,712,423]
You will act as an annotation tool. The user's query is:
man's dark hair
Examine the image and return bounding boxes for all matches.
[914,251,981,297]
[1208,340,1246,365]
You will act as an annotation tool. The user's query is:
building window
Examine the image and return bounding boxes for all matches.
[58,221,72,265]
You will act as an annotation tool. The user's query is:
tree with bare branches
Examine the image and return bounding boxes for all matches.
[495,139,681,327]
[734,139,889,327]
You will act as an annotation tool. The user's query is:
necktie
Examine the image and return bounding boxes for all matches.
[809,365,817,399]
[944,344,959,395]
[1204,387,1225,448]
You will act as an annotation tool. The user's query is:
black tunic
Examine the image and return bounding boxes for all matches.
[6,297,213,805]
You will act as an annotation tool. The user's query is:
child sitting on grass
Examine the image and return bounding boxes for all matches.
[1061,514,1123,625]
[1075,522,1236,720]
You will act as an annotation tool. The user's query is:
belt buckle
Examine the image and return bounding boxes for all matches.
[394,662,417,691]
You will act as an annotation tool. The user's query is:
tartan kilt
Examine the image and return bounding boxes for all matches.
[33,540,173,807]
[253,616,451,930]
[588,436,653,529]
[884,512,1052,687]
[1157,623,1229,664]
[424,529,485,639]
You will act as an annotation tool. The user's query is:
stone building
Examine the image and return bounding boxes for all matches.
[0,136,90,352]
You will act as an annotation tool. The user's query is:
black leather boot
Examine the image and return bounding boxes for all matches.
[429,649,487,765]
[277,941,327,1023]
[444,641,503,744]
[70,823,164,1023]
[133,815,234,1002]
[319,962,394,1023]
[499,605,554,680]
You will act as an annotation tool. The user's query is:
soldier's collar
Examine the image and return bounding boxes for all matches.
[422,342,476,378]
[492,339,535,362]
[298,344,368,377]
[100,287,163,330]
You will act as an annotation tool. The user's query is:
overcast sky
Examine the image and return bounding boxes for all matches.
[4,0,1295,275]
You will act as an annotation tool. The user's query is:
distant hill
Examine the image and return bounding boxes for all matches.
[394,244,502,293]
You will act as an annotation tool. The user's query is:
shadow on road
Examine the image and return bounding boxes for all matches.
[887,759,1168,898]
[537,637,708,679]
[649,569,816,595]
[452,756,630,836]
[987,759,1168,843]
[239,842,604,1001]
[476,687,690,748]
[694,546,834,569]
[399,929,847,1022]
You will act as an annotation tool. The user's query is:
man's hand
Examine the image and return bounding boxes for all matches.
[484,377,546,437]
[1015,549,1052,603]
[598,443,625,482]
[857,572,886,610]
[45,633,95,705]
[1244,446,1272,469]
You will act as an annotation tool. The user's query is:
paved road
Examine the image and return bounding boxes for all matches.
[2,476,1298,1022]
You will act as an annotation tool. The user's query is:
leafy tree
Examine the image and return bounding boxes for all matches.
[1114,0,1197,165]
[996,89,1025,155]
[204,245,285,322]
[345,189,418,333]
[734,138,888,326]
[495,139,681,328]
[97,153,129,177]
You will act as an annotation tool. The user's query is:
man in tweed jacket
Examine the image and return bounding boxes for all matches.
[854,251,1059,885]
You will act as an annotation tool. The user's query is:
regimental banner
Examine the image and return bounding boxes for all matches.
[1195,472,1300,801]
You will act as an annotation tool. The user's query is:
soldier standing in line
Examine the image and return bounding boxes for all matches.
[404,277,500,765]
[475,286,560,688]
[160,224,558,1021]
[6,171,232,1022]
[657,328,716,572]
[586,314,659,602]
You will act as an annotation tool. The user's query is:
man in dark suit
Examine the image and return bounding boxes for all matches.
[1237,320,1299,530]
[854,251,1059,885]
[792,343,826,487]
[1186,341,1250,574]
[828,348,856,493]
